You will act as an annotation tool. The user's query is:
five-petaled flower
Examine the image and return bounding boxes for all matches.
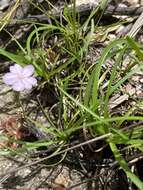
[3,64,37,92]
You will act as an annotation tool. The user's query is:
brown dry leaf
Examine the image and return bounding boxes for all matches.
[47,181,66,190]
[0,116,22,149]
[54,173,69,189]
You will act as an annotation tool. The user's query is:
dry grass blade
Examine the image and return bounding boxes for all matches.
[0,0,22,31]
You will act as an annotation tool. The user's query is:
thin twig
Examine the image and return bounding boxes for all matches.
[4,4,143,27]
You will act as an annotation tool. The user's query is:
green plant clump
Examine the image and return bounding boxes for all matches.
[0,0,143,189]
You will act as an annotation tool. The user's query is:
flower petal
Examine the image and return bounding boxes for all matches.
[22,65,35,77]
[22,79,32,90]
[12,81,25,91]
[3,73,18,85]
[10,64,23,74]
[27,77,37,86]
[21,77,37,90]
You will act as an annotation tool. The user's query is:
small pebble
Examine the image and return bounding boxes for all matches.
[131,75,140,82]
[0,0,9,11]
[136,90,142,95]
[125,84,136,95]
[139,78,143,83]
[136,85,142,91]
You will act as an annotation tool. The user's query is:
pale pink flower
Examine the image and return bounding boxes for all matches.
[3,64,37,92]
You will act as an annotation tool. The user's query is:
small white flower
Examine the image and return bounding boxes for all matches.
[3,64,37,92]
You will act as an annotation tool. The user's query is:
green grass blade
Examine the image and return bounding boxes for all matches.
[110,142,143,190]
[0,49,28,65]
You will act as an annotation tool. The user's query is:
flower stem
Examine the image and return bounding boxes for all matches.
[13,92,25,118]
